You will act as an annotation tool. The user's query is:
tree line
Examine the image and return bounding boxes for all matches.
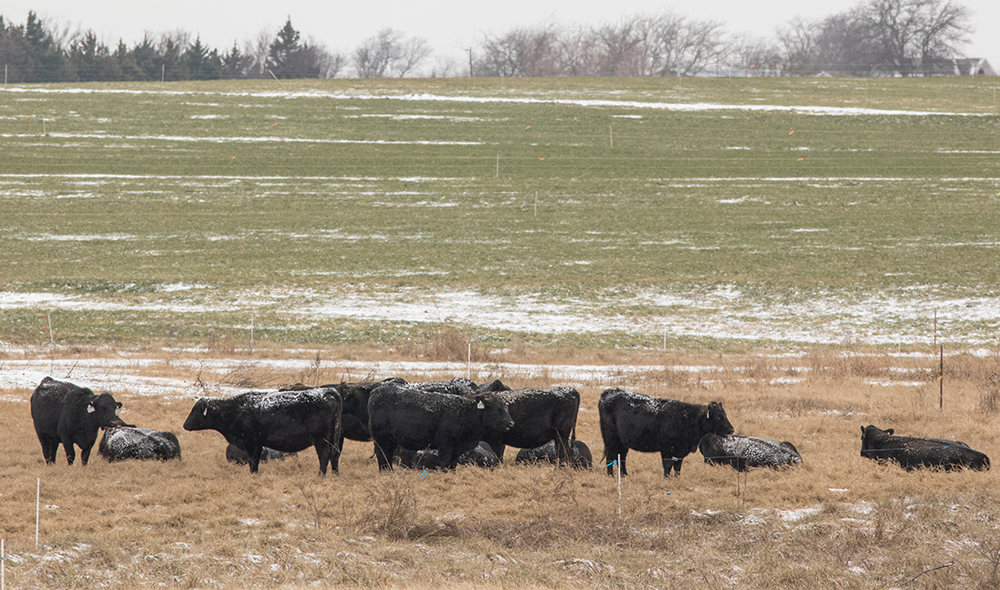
[0,0,976,83]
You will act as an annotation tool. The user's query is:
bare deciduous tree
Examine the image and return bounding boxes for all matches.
[476,25,562,77]
[354,28,431,78]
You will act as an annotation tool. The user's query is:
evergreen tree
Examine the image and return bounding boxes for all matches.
[222,41,252,79]
[23,11,71,82]
[266,18,320,78]
[185,36,222,80]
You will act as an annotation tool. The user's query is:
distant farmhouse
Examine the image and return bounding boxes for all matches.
[923,57,995,77]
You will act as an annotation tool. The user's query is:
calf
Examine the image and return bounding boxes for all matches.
[99,426,181,461]
[598,388,733,477]
[183,387,341,474]
[225,443,296,465]
[699,433,801,471]
[368,382,513,471]
[30,376,130,466]
[396,441,500,470]
[860,425,990,471]
[481,387,580,466]
[515,439,593,469]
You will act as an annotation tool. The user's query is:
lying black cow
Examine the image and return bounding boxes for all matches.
[515,439,593,469]
[30,376,131,466]
[598,388,734,477]
[699,433,801,471]
[183,387,341,474]
[225,443,296,465]
[481,387,580,466]
[99,426,181,461]
[368,382,513,471]
[396,441,500,470]
[860,425,990,471]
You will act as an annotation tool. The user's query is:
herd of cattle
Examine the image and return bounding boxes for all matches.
[27,375,992,476]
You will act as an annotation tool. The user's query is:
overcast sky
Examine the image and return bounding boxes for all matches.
[4,0,997,74]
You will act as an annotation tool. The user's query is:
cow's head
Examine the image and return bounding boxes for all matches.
[90,393,130,429]
[705,401,734,436]
[183,398,212,431]
[861,425,893,449]
[475,393,514,433]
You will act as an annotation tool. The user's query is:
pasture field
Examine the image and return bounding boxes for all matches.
[2,77,1000,588]
[2,353,1000,589]
[1,77,999,350]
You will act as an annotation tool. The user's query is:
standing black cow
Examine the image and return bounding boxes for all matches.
[480,387,580,466]
[99,426,181,461]
[30,376,131,466]
[367,382,514,471]
[598,388,734,477]
[860,425,990,471]
[699,433,801,471]
[515,439,594,469]
[183,387,341,474]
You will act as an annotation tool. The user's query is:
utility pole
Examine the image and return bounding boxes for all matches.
[467,48,473,77]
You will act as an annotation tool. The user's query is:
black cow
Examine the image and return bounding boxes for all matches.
[396,441,500,470]
[30,376,130,466]
[860,425,990,471]
[368,383,514,471]
[598,388,734,477]
[99,426,181,461]
[480,387,580,466]
[699,433,801,471]
[183,387,341,474]
[515,439,593,469]
[225,443,296,465]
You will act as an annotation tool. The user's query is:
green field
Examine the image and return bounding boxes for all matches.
[2,77,999,351]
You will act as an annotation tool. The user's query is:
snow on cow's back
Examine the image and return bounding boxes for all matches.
[242,390,320,413]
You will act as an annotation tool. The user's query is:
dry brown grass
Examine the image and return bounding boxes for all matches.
[3,348,1000,589]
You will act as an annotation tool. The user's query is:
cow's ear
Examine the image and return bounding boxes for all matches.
[886,428,894,435]
[861,426,865,435]
[117,401,122,409]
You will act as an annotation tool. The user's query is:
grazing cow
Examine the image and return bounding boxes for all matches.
[225,443,296,465]
[368,383,514,471]
[699,433,801,471]
[396,441,500,470]
[30,376,131,466]
[99,426,181,462]
[480,387,580,466]
[515,439,594,469]
[183,387,341,474]
[598,388,734,477]
[860,425,990,471]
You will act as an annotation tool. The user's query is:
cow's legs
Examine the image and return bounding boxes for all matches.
[329,434,344,474]
[315,438,333,476]
[372,436,396,471]
[661,453,683,477]
[80,444,93,466]
[39,436,60,464]
[605,445,628,476]
[243,440,264,474]
[555,432,572,467]
[61,437,76,465]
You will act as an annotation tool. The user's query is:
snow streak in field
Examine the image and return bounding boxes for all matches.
[1,86,984,117]
[2,285,998,347]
